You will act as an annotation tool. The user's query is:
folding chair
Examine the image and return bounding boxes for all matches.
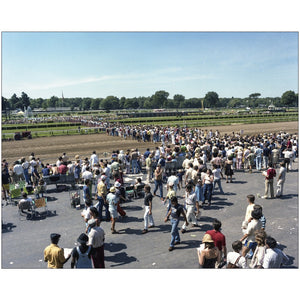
[8,188,22,205]
[125,185,135,199]
[32,197,48,218]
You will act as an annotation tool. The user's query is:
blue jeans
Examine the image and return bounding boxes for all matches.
[256,156,262,170]
[154,180,163,198]
[170,218,180,247]
[23,169,31,184]
[203,183,213,204]
[97,196,110,221]
[195,185,203,202]
[131,159,139,174]
[213,179,224,194]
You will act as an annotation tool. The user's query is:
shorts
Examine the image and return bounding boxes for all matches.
[2,184,9,191]
[109,209,118,219]
[244,240,257,250]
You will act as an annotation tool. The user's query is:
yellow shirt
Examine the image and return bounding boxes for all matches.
[44,243,65,269]
[97,181,107,198]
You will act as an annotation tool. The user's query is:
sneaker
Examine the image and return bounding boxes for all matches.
[181,229,186,234]
[142,229,148,234]
[168,246,174,251]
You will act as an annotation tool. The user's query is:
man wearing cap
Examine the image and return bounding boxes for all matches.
[106,186,119,234]
[87,219,105,268]
[44,233,71,268]
[96,175,110,221]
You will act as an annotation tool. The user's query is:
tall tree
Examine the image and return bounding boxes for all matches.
[204,91,219,108]
[20,92,30,109]
[281,90,297,107]
[151,90,169,108]
[173,94,185,108]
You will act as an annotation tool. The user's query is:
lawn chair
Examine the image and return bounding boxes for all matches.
[125,185,135,199]
[8,187,22,205]
[31,197,48,218]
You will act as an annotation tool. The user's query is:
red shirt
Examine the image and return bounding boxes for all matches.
[266,168,276,180]
[205,230,226,251]
[58,164,68,174]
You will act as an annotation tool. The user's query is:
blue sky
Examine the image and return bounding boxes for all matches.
[1,32,298,100]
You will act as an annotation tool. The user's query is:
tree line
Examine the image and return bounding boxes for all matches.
[2,90,298,113]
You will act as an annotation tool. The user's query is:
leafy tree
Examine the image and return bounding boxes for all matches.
[281,90,297,107]
[173,94,185,108]
[48,96,59,108]
[101,96,120,110]
[9,93,20,110]
[151,90,169,108]
[204,91,219,108]
[20,92,30,108]
[91,98,100,110]
[249,93,261,99]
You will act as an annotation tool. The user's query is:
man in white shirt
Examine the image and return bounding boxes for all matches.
[90,151,99,170]
[276,162,287,197]
[262,236,289,268]
[13,161,25,182]
[181,184,199,233]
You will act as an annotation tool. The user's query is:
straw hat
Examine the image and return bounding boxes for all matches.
[202,234,214,243]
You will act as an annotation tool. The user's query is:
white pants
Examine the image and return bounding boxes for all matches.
[276,179,285,197]
[182,204,197,230]
[144,206,154,229]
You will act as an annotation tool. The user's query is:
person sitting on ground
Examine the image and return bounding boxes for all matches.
[34,178,46,199]
[18,191,34,212]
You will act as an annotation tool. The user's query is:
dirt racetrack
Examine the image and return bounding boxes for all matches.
[2,121,298,164]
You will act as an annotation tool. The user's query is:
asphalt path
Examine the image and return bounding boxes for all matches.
[1,160,298,269]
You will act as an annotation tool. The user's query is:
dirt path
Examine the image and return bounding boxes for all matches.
[2,121,298,164]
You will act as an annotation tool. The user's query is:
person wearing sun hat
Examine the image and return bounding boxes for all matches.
[71,233,93,268]
[197,233,221,268]
[106,186,119,234]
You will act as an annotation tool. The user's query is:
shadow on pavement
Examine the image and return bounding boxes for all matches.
[105,251,138,267]
[175,239,201,250]
[118,227,144,235]
[122,205,143,211]
[2,222,17,233]
[106,242,127,253]
[118,216,143,224]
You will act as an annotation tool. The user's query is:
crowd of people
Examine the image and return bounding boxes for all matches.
[2,127,298,269]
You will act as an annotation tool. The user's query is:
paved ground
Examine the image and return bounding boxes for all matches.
[1,160,298,269]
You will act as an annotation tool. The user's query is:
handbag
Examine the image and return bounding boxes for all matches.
[226,255,241,268]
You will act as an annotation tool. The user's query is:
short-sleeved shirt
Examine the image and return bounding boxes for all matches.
[144,192,153,206]
[246,219,262,243]
[106,192,118,211]
[206,229,226,251]
[185,191,197,205]
[88,226,105,248]
[170,204,184,220]
[97,181,107,198]
[44,243,66,269]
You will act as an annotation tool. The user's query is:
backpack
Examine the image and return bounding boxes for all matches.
[226,255,241,268]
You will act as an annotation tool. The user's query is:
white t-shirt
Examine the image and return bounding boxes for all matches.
[212,168,222,180]
[227,252,247,268]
